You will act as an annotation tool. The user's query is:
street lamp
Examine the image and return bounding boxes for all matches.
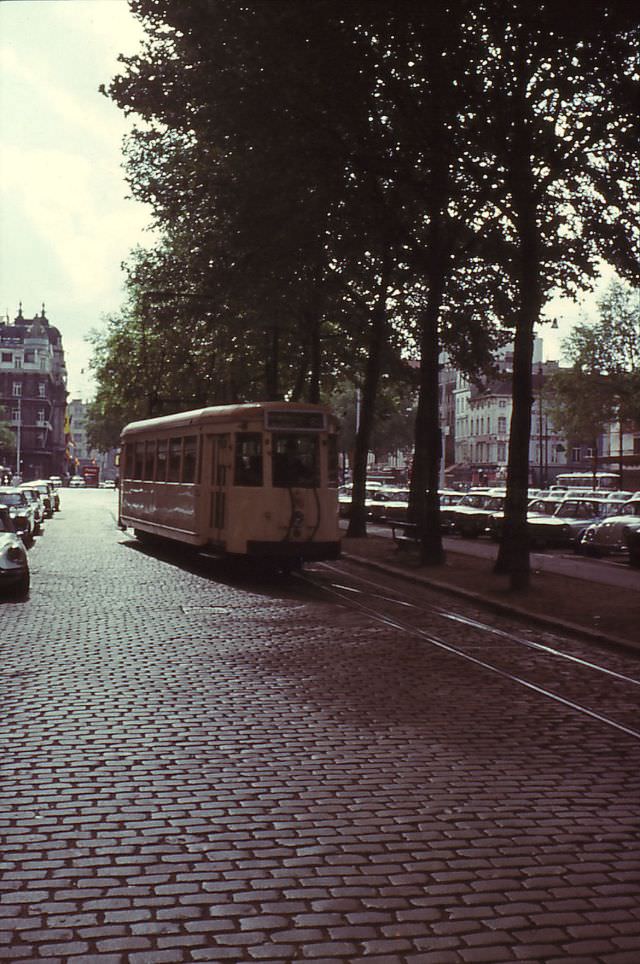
[15,398,21,479]
[537,364,548,488]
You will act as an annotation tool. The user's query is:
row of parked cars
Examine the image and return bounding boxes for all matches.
[339,483,640,567]
[0,478,61,597]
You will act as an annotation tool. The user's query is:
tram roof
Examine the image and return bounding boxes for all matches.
[121,401,333,437]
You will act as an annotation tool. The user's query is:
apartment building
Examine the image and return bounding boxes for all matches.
[0,306,68,479]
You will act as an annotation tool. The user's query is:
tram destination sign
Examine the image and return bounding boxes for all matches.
[265,411,326,431]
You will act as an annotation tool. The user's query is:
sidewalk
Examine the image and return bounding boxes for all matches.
[340,530,640,652]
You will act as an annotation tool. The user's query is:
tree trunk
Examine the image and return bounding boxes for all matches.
[409,12,449,567]
[346,267,389,539]
[412,291,445,565]
[494,65,541,591]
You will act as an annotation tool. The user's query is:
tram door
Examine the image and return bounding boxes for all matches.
[204,433,230,546]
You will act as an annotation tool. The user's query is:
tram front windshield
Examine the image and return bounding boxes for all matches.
[272,433,319,487]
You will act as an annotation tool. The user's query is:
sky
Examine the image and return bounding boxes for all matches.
[0,0,619,404]
[0,0,152,399]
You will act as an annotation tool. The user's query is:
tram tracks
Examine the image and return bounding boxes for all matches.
[301,561,640,742]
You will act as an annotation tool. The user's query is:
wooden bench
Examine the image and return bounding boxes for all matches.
[382,518,419,549]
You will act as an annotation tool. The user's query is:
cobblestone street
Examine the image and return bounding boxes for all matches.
[1,490,640,963]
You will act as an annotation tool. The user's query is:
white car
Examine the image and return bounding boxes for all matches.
[579,498,640,556]
[69,476,86,488]
[0,507,30,596]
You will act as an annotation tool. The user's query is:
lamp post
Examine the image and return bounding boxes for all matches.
[537,364,544,488]
[15,398,21,479]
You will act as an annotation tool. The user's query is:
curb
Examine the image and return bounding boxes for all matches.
[342,550,640,656]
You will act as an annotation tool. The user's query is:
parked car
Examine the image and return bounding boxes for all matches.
[0,506,30,596]
[32,479,59,511]
[338,482,383,519]
[17,487,45,535]
[528,496,626,549]
[485,495,565,541]
[99,479,117,489]
[579,498,640,557]
[440,490,503,537]
[0,488,36,544]
[626,525,640,568]
[367,487,410,522]
[69,475,87,489]
[23,480,54,518]
[46,477,62,510]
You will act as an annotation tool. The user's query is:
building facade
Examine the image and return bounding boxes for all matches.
[0,306,68,480]
[67,398,119,482]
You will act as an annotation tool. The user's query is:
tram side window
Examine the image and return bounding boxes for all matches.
[143,440,156,480]
[156,440,168,481]
[182,436,197,483]
[272,433,319,487]
[168,438,182,482]
[235,433,263,486]
[134,442,144,480]
[123,443,132,479]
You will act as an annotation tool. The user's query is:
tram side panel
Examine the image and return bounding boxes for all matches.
[120,479,202,545]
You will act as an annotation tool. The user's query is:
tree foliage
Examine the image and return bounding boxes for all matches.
[91,0,639,587]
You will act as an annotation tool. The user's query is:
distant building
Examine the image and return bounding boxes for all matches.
[67,398,119,482]
[446,340,571,487]
[0,305,67,480]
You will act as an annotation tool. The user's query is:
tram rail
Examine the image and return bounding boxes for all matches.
[299,560,640,743]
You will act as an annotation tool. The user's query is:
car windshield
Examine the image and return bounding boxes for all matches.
[485,497,504,510]
[0,492,22,506]
[621,501,640,517]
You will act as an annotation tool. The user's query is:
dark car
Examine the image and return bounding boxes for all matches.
[0,488,36,544]
[0,506,30,596]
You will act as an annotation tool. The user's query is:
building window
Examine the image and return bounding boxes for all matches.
[1,352,12,363]
[497,442,506,461]
[11,408,20,423]
[498,416,507,433]
[586,447,596,459]
[633,437,640,456]
[571,447,581,462]
[38,383,46,397]
[12,382,22,396]
[14,356,22,368]
[24,350,35,363]
[40,358,47,371]
[37,409,45,426]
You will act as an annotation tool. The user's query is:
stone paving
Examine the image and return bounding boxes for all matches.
[1,490,640,963]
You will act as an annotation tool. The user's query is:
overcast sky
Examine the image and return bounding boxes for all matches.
[0,0,152,399]
[0,0,617,403]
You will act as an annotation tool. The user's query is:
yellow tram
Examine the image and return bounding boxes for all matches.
[118,401,341,567]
